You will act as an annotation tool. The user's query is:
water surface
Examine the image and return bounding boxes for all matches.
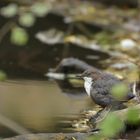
[0,80,91,137]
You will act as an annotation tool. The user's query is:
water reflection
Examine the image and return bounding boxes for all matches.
[0,80,91,137]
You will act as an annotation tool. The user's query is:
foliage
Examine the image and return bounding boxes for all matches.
[19,13,35,27]
[99,113,125,138]
[0,70,7,81]
[0,2,51,46]
[11,27,29,46]
[111,83,128,100]
[126,107,139,124]
[30,2,51,17]
[0,4,18,18]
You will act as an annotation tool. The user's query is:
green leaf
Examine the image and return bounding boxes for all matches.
[0,71,7,81]
[11,27,28,46]
[0,4,18,18]
[31,2,50,17]
[19,13,35,27]
[111,83,128,100]
[99,113,124,137]
[126,108,139,124]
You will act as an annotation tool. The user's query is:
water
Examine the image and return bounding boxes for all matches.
[0,80,91,137]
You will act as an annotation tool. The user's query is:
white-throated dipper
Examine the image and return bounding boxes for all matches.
[78,69,135,110]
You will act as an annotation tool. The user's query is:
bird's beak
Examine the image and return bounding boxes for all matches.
[76,74,83,78]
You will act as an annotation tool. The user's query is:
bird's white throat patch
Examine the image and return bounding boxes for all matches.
[83,77,93,96]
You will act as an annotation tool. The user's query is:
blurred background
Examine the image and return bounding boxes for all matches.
[0,0,140,138]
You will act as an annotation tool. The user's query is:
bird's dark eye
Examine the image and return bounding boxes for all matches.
[87,73,90,76]
[85,71,90,76]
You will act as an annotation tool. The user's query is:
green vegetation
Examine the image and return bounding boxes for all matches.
[111,83,128,100]
[99,113,124,137]
[19,13,35,27]
[0,4,18,18]
[0,2,51,46]
[30,2,50,17]
[11,27,28,46]
[126,107,139,124]
[0,71,7,81]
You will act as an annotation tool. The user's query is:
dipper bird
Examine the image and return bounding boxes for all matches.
[78,69,135,110]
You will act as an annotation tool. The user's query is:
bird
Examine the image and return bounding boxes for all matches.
[78,68,135,110]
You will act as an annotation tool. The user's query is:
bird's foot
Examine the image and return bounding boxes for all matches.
[89,106,112,125]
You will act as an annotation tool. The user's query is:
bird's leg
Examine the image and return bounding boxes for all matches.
[95,106,112,123]
[89,108,104,123]
[89,106,112,124]
[88,106,112,132]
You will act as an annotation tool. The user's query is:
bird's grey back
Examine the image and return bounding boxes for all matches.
[91,73,120,95]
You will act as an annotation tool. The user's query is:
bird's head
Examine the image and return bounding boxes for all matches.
[77,69,102,82]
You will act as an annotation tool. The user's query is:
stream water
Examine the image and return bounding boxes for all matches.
[0,80,92,137]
